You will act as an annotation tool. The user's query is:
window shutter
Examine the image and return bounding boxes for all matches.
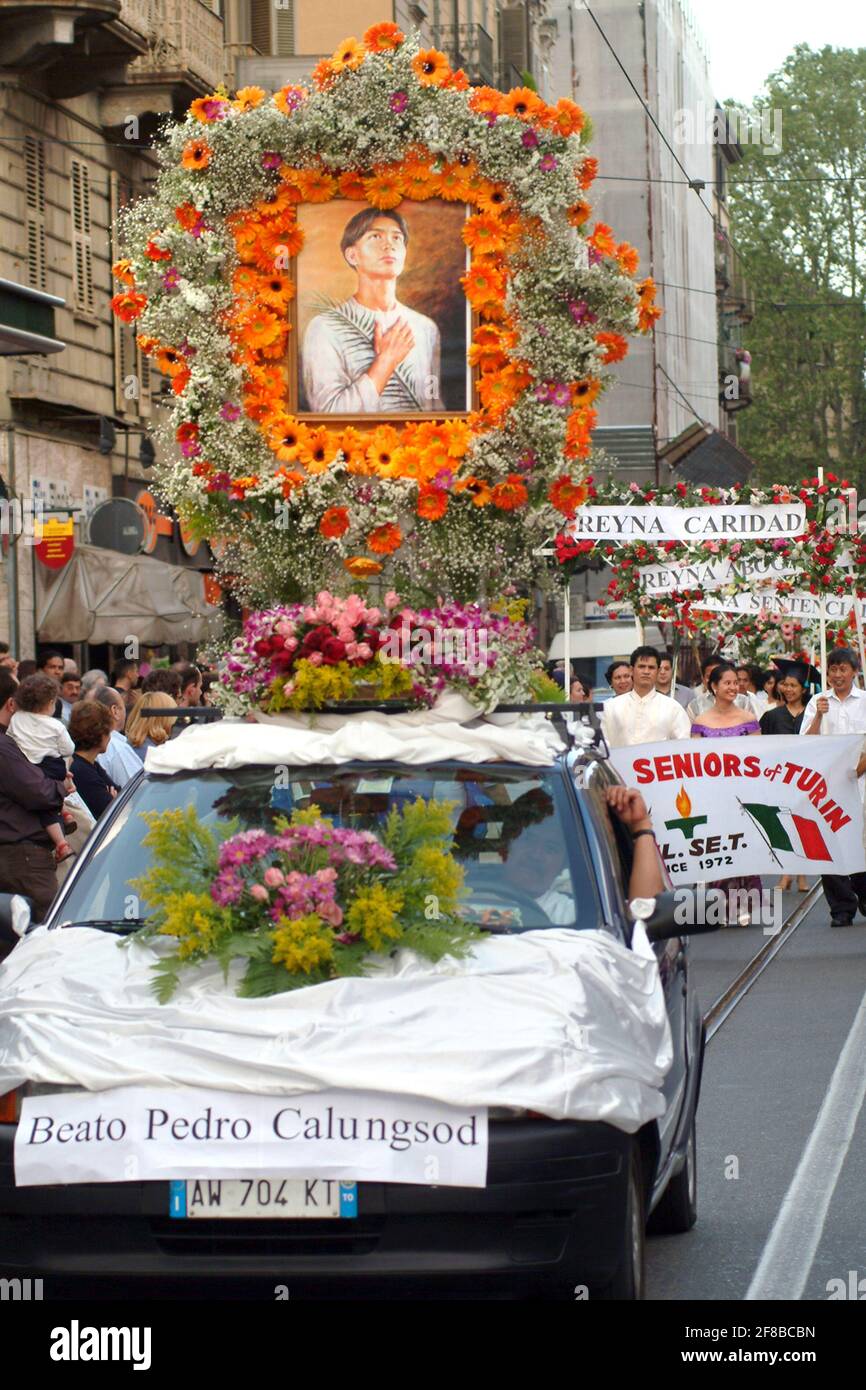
[249,0,271,53]
[71,158,94,313]
[25,136,46,291]
[274,0,294,56]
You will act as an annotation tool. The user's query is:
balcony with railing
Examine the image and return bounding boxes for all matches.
[437,22,495,88]
[0,0,146,93]
[101,0,225,132]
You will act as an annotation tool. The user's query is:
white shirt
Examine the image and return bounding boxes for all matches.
[8,710,73,763]
[602,688,691,749]
[302,297,443,414]
[800,684,866,739]
[97,730,144,789]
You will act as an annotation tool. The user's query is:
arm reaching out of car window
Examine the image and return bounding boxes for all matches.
[604,786,665,900]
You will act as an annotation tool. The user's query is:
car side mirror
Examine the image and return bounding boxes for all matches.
[0,893,32,946]
[629,889,719,943]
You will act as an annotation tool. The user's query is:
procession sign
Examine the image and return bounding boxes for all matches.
[609,735,866,886]
[698,591,861,622]
[566,504,808,545]
[637,552,801,595]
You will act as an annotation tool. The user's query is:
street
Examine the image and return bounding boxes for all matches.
[649,891,866,1301]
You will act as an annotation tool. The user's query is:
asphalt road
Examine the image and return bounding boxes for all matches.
[647,885,866,1301]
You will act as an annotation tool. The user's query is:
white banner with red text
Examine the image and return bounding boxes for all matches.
[609,735,866,886]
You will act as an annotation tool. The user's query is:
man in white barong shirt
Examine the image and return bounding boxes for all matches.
[603,646,691,749]
[302,208,444,414]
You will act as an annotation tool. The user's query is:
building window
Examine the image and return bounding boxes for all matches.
[25,136,46,291]
[71,158,94,313]
[250,0,294,55]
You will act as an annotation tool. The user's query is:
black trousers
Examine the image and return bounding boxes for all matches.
[821,871,866,922]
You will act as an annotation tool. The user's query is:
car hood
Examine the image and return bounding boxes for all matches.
[0,924,672,1134]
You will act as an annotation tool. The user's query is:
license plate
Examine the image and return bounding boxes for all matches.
[169,1177,358,1219]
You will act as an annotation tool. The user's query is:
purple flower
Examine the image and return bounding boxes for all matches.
[389,91,408,113]
[550,383,571,407]
[539,153,558,172]
[220,401,241,421]
[162,268,181,291]
[534,384,550,403]
[261,151,282,169]
[180,439,202,458]
[568,299,596,326]
[587,247,603,267]
[521,128,539,149]
[516,449,538,473]
[201,98,228,120]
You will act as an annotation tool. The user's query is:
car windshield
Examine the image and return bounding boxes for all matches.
[55,763,599,933]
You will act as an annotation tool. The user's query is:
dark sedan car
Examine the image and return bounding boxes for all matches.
[0,734,710,1300]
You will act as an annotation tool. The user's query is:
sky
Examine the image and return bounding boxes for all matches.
[688,0,866,103]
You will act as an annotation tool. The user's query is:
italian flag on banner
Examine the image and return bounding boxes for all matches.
[741,803,832,862]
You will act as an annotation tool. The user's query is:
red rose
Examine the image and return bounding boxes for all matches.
[321,637,347,665]
[253,640,271,657]
[269,635,286,651]
[301,625,333,654]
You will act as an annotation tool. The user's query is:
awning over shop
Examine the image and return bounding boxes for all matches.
[36,544,221,646]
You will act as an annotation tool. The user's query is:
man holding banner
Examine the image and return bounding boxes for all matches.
[801,647,866,927]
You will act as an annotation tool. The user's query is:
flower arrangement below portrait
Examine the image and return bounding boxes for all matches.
[218,589,562,714]
[133,802,478,1000]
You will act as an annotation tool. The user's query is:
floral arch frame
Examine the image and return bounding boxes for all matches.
[112,23,659,604]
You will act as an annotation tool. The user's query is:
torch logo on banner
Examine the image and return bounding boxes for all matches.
[664,786,709,842]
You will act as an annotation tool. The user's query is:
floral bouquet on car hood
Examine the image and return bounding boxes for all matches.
[218,590,561,715]
[132,801,478,1000]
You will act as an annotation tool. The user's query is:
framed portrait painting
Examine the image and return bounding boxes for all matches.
[292,198,471,418]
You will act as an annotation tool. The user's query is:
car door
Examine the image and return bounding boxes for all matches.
[579,761,688,1171]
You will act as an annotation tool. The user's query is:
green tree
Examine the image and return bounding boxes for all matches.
[727,45,866,489]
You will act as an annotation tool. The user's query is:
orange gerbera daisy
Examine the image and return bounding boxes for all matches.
[111,290,147,324]
[475,182,513,217]
[564,408,598,460]
[571,378,602,406]
[363,21,404,52]
[233,85,265,111]
[491,475,528,510]
[189,96,228,123]
[461,261,505,310]
[156,346,186,376]
[567,199,592,227]
[232,265,260,299]
[578,156,599,190]
[366,425,401,475]
[468,86,505,118]
[455,476,491,507]
[171,367,191,396]
[331,37,365,72]
[389,446,426,482]
[411,48,450,86]
[363,168,404,210]
[462,213,507,255]
[252,222,304,272]
[299,425,340,473]
[368,522,403,555]
[437,161,471,202]
[615,242,640,274]
[237,306,283,352]
[443,68,469,91]
[319,506,350,539]
[175,203,203,232]
[181,139,211,170]
[417,487,448,521]
[595,331,628,364]
[231,220,266,264]
[338,171,367,201]
[136,334,158,355]
[589,222,617,257]
[445,418,472,458]
[111,258,134,285]
[311,59,337,91]
[293,169,336,203]
[502,87,544,122]
[276,468,305,497]
[344,556,383,578]
[548,475,588,516]
[401,165,439,200]
[274,85,307,115]
[256,184,301,221]
[544,97,585,138]
[339,427,372,473]
[267,413,303,461]
[258,272,296,312]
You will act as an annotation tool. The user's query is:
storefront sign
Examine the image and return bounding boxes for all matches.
[568,504,807,544]
[15,1085,488,1188]
[34,516,74,569]
[609,735,866,887]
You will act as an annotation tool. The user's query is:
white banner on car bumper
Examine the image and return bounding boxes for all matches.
[609,735,866,886]
[15,1086,488,1188]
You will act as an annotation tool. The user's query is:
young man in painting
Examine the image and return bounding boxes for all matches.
[301,208,444,414]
